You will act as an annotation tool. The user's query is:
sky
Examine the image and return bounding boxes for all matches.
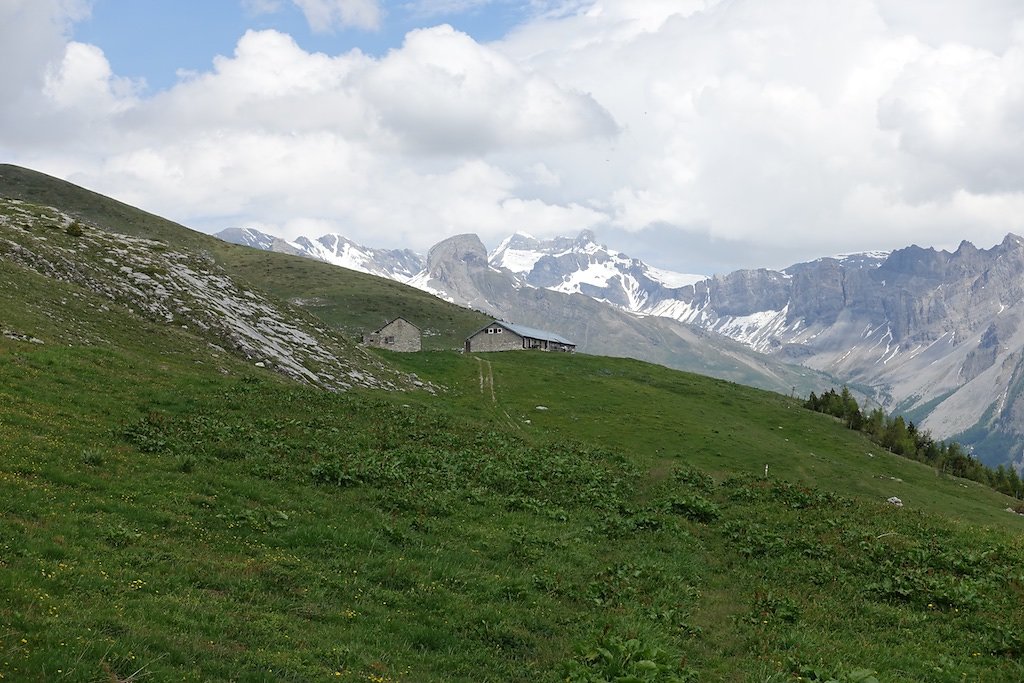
[2,0,1024,275]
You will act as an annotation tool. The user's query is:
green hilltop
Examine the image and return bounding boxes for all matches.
[1,166,1023,682]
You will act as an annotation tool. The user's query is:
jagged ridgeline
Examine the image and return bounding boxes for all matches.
[2,164,1024,681]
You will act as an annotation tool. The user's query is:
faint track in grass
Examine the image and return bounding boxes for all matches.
[473,355,522,430]
[475,356,496,403]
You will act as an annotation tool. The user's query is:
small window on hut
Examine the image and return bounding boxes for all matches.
[385,335,395,344]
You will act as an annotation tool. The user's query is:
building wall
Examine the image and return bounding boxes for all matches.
[364,318,421,352]
[465,325,524,352]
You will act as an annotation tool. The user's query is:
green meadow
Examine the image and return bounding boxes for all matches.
[2,337,1023,682]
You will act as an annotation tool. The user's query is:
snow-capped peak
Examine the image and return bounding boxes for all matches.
[832,250,891,261]
[485,229,707,314]
[216,227,281,251]
[643,264,706,289]
[488,232,548,274]
[215,228,425,282]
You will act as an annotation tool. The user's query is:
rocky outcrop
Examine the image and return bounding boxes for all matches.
[3,199,404,392]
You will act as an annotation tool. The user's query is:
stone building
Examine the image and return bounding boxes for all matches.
[464,321,575,353]
[363,317,421,352]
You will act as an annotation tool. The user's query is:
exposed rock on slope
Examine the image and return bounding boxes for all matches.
[1,199,402,391]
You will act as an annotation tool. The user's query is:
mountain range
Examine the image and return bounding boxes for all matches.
[219,225,1024,469]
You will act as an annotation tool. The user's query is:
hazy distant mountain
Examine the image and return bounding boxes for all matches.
[216,227,424,281]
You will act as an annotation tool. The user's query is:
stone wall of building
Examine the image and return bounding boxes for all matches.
[364,318,421,352]
[465,324,523,352]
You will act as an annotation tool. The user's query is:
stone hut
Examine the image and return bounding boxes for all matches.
[464,321,575,353]
[363,317,421,352]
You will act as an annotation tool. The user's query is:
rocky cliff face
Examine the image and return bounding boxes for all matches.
[659,235,1024,467]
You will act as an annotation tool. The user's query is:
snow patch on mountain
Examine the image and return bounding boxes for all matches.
[489,232,545,273]
[491,231,705,286]
[712,307,791,354]
[405,269,455,304]
[645,297,709,325]
[644,264,705,289]
[831,250,892,262]
[216,227,290,252]
[551,259,626,293]
[488,230,707,318]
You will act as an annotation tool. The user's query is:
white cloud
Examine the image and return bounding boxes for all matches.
[3,0,1024,273]
[878,40,1024,197]
[43,41,140,112]
[292,0,381,32]
[492,0,1024,264]
[0,1,142,156]
[0,0,90,99]
[875,0,1024,52]
[19,23,616,252]
[361,25,617,154]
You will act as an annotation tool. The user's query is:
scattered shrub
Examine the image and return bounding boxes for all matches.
[667,494,720,523]
[563,633,695,682]
[81,448,105,467]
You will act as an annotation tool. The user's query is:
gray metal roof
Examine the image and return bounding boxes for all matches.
[495,321,574,345]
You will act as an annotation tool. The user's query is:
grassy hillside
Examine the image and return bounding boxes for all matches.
[384,351,1024,531]
[0,165,215,250]
[2,331,1023,681]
